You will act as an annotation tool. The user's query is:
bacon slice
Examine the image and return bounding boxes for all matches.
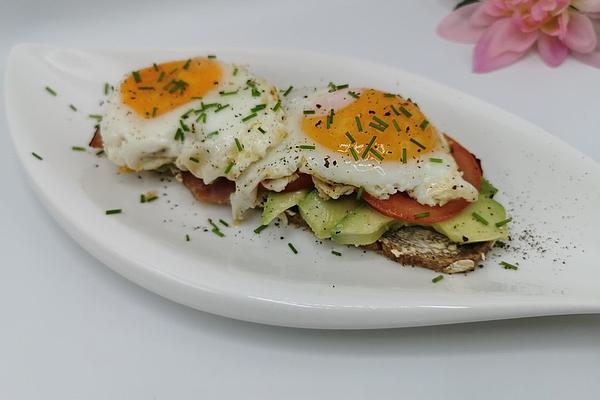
[181,172,235,205]
[89,126,104,149]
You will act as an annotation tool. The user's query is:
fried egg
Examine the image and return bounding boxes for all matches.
[100,57,286,183]
[231,87,478,220]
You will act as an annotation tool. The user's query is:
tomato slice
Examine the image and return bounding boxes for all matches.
[282,173,314,192]
[363,135,482,224]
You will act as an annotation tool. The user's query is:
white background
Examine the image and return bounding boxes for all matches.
[1,0,599,398]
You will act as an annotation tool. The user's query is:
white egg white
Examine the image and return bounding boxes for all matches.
[100,62,286,184]
[231,87,478,220]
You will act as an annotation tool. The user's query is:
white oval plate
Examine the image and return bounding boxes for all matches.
[5,44,600,329]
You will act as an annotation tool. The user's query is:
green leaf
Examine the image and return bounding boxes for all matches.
[454,0,479,10]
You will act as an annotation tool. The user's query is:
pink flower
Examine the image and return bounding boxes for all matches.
[437,0,600,72]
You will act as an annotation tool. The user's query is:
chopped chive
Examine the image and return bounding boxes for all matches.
[361,136,377,158]
[140,194,146,203]
[174,128,184,142]
[432,275,444,283]
[105,209,122,215]
[157,71,165,82]
[356,186,365,200]
[287,243,298,254]
[399,105,412,118]
[207,130,219,138]
[214,104,230,113]
[31,152,43,160]
[104,83,110,95]
[200,102,219,110]
[242,112,257,122]
[189,157,200,163]
[419,120,430,130]
[429,157,443,163]
[179,119,190,132]
[71,146,86,152]
[495,217,512,227]
[271,100,281,111]
[208,218,219,230]
[152,107,158,117]
[258,127,266,134]
[132,71,142,83]
[219,219,229,227]
[414,212,430,219]
[146,194,158,202]
[402,148,407,163]
[368,122,387,132]
[283,86,293,96]
[471,212,489,225]
[409,138,426,150]
[372,116,388,128]
[355,116,363,132]
[370,148,384,161]
[326,109,335,128]
[153,63,159,71]
[500,261,518,270]
[390,105,400,116]
[336,83,349,90]
[45,86,57,96]
[196,112,207,123]
[349,146,359,161]
[138,86,155,91]
[348,91,360,99]
[224,160,234,174]
[95,150,105,156]
[303,109,315,115]
[345,131,356,143]
[251,87,260,97]
[331,250,342,256]
[254,224,268,234]
[234,137,244,151]
[186,234,190,242]
[297,145,316,150]
[384,92,396,97]
[392,119,401,132]
[183,59,192,70]
[169,67,178,75]
[69,104,77,111]
[88,114,103,122]
[207,54,217,59]
[233,66,239,76]
[251,104,267,112]
[211,228,225,237]
[219,89,239,96]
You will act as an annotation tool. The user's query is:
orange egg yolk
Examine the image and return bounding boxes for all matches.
[301,89,439,162]
[121,57,222,118]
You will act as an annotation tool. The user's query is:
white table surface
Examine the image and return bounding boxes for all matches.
[1,1,599,398]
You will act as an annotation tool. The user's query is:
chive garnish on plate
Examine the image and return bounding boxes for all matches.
[242,112,257,122]
[370,147,384,161]
[414,212,430,219]
[89,114,103,122]
[432,275,444,283]
[500,261,518,270]
[392,119,401,132]
[331,250,342,256]
[31,152,43,160]
[235,138,244,151]
[174,128,184,142]
[224,160,234,173]
[253,225,268,234]
[183,59,192,70]
[345,131,356,143]
[368,122,387,132]
[45,86,57,96]
[348,91,360,99]
[399,105,412,118]
[272,100,281,111]
[419,120,430,130]
[361,136,377,158]
[349,146,359,161]
[390,104,400,116]
[429,158,443,163]
[219,219,230,227]
[409,138,426,150]
[372,116,388,128]
[69,104,77,111]
[288,243,298,254]
[132,71,142,83]
[105,209,122,215]
[297,145,316,150]
[71,146,85,152]
[283,86,293,96]
[402,148,407,164]
[355,116,363,132]
[189,157,200,163]
[215,104,229,113]
[219,90,238,96]
[251,104,267,112]
[303,109,315,115]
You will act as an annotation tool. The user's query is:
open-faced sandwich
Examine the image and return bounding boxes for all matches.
[90,56,511,274]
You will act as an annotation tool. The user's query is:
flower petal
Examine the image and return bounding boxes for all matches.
[473,18,538,73]
[470,3,501,27]
[563,12,598,53]
[572,0,600,13]
[537,34,570,66]
[437,3,487,44]
[572,48,600,67]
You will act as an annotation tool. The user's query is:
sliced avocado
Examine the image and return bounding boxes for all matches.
[432,196,509,244]
[331,205,396,246]
[261,189,309,225]
[298,191,358,239]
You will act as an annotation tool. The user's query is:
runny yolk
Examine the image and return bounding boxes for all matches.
[301,89,439,162]
[121,58,222,118]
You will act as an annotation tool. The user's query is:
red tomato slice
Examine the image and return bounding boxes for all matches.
[363,135,482,224]
[282,173,314,192]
